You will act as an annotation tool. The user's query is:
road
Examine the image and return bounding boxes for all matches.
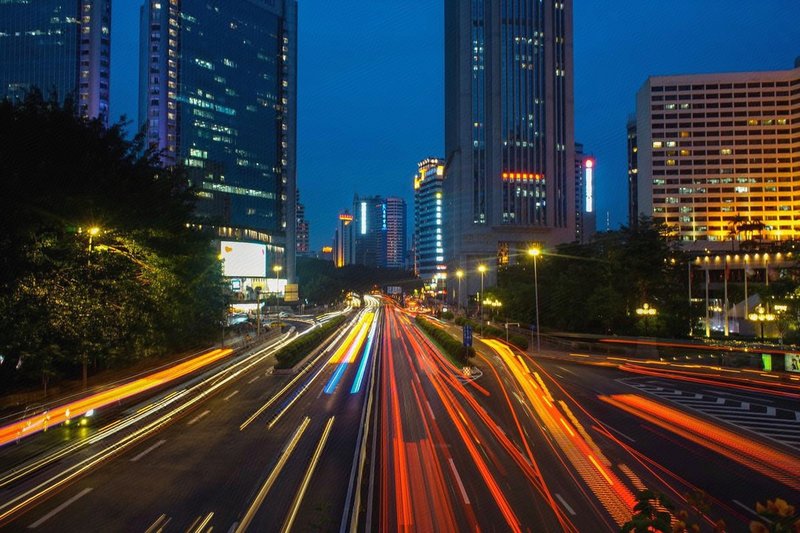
[0,302,380,532]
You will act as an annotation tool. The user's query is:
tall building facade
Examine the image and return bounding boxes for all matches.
[414,158,446,283]
[444,0,576,288]
[574,144,596,243]
[384,197,407,269]
[633,62,800,244]
[334,211,353,268]
[0,0,111,123]
[627,115,639,226]
[139,0,297,281]
[296,189,309,255]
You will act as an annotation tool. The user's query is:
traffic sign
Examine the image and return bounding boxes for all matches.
[463,325,473,347]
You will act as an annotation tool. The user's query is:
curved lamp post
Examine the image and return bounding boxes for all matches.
[635,303,657,336]
[748,305,775,342]
[478,264,487,335]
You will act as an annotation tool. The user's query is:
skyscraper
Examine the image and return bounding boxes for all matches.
[414,158,446,283]
[574,144,596,243]
[139,0,297,281]
[0,0,111,123]
[444,0,576,288]
[296,189,309,255]
[626,115,639,227]
[632,61,800,245]
[334,211,353,268]
[384,197,407,269]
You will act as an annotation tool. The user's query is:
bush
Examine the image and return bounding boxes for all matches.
[274,315,347,369]
[444,317,528,350]
[440,310,455,321]
[416,316,475,365]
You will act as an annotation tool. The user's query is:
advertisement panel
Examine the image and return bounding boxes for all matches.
[786,353,800,373]
[220,241,266,278]
[284,284,299,302]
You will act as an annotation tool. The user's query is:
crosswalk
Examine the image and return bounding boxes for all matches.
[619,378,800,451]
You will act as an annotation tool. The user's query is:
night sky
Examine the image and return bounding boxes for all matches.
[111,1,800,251]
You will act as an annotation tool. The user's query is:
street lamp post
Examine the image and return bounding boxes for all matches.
[456,269,464,315]
[748,305,775,343]
[527,247,541,353]
[478,265,487,335]
[272,264,283,320]
[255,286,263,337]
[83,226,101,389]
[635,302,658,336]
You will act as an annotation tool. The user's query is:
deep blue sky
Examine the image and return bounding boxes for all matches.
[111,1,800,251]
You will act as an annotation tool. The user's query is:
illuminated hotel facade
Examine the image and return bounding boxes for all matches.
[139,0,297,281]
[0,0,111,123]
[632,60,800,245]
[444,0,576,289]
[414,158,446,284]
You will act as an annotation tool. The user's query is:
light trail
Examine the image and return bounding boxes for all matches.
[600,393,800,491]
[350,313,379,394]
[323,312,373,394]
[0,348,233,448]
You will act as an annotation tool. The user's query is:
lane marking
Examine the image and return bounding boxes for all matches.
[144,514,169,533]
[448,458,470,505]
[130,439,166,462]
[28,487,93,529]
[555,493,576,516]
[248,375,260,384]
[426,400,436,421]
[602,423,636,443]
[733,499,772,523]
[224,390,239,401]
[187,410,211,426]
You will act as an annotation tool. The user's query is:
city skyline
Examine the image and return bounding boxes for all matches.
[102,1,800,251]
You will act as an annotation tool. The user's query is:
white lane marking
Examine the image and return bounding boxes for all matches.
[28,487,93,528]
[426,400,436,421]
[187,410,211,426]
[130,439,167,462]
[603,423,636,443]
[224,390,239,401]
[733,499,772,523]
[556,366,578,376]
[555,493,576,516]
[248,375,260,384]
[448,458,470,505]
[704,390,775,404]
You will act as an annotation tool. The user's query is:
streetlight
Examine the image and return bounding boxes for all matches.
[748,304,775,342]
[527,247,541,353]
[478,264,487,335]
[455,269,464,315]
[635,302,658,336]
[81,226,102,389]
[484,297,502,322]
[272,264,283,319]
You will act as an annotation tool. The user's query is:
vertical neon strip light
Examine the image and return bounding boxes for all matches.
[585,158,594,213]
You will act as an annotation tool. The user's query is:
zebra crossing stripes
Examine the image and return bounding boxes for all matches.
[619,378,800,451]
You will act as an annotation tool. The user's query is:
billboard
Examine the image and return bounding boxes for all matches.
[220,241,266,278]
[786,353,800,373]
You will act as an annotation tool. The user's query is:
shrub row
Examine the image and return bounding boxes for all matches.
[275,315,348,369]
[453,316,529,350]
[416,316,475,365]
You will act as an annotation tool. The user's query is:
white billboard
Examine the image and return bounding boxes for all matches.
[786,353,800,373]
[220,241,266,278]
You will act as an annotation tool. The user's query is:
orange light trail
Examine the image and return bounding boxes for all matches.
[600,394,800,491]
[0,348,233,448]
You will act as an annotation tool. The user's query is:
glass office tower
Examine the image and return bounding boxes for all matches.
[140,0,297,281]
[0,0,111,122]
[444,0,576,290]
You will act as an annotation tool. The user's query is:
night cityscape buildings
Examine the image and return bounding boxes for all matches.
[574,143,596,243]
[139,0,297,282]
[296,189,309,255]
[414,157,446,285]
[444,0,576,289]
[0,0,111,124]
[349,195,407,269]
[334,210,353,268]
[631,60,800,246]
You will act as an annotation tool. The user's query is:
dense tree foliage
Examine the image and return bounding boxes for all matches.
[0,93,225,393]
[297,256,419,305]
[490,219,690,337]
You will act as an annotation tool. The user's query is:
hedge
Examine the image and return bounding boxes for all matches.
[416,316,475,365]
[275,315,348,369]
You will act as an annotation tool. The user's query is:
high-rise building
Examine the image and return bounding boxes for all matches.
[0,0,111,123]
[444,0,576,288]
[352,194,407,269]
[574,144,596,243]
[414,158,446,283]
[139,0,297,280]
[296,189,309,255]
[632,61,800,244]
[334,211,353,268]
[627,115,639,227]
[384,197,407,269]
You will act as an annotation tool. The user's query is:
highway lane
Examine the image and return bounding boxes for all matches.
[0,303,379,532]
[526,355,799,529]
[377,306,575,532]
